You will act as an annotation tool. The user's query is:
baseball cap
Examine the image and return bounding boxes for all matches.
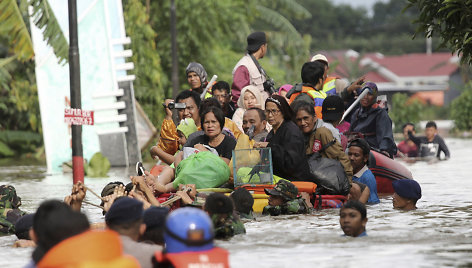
[246,32,266,52]
[311,54,329,66]
[105,197,144,225]
[392,179,422,200]
[357,81,378,98]
[322,95,344,122]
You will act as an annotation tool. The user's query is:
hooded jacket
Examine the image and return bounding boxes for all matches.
[349,106,397,157]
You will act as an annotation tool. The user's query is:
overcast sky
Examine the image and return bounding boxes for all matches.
[331,0,389,15]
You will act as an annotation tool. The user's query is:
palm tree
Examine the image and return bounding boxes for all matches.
[0,0,68,63]
[253,0,312,82]
[0,0,68,146]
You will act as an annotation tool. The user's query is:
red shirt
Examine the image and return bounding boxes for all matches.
[231,65,250,106]
[397,140,418,157]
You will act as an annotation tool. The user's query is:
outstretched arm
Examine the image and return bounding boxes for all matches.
[436,136,450,159]
[150,146,176,165]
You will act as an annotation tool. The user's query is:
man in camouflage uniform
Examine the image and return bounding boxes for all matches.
[230,188,255,221]
[263,180,311,216]
[204,193,246,239]
[0,185,27,234]
[211,213,246,239]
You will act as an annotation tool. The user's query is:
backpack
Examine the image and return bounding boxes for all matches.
[306,139,351,195]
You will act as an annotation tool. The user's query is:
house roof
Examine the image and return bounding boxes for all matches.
[314,50,459,83]
[366,53,459,77]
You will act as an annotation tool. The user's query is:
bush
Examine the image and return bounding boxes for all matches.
[451,82,472,131]
[390,93,424,132]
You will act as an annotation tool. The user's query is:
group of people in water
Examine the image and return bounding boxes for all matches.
[0,31,448,267]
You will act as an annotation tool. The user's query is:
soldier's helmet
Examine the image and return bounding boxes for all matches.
[264,180,299,201]
[0,185,21,209]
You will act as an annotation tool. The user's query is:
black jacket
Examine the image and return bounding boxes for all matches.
[349,106,397,157]
[408,133,450,159]
[266,120,313,182]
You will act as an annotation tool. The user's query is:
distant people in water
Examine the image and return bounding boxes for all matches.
[392,179,422,210]
[339,200,368,237]
[408,121,450,160]
[397,123,418,157]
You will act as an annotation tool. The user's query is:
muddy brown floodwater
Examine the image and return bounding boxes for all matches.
[1,138,471,267]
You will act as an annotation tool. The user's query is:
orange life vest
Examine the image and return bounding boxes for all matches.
[154,247,230,268]
[288,85,327,119]
[322,76,337,95]
[38,229,140,268]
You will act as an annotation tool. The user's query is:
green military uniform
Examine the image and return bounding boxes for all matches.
[211,213,246,239]
[0,185,27,234]
[262,198,310,216]
[262,180,311,216]
[237,211,255,221]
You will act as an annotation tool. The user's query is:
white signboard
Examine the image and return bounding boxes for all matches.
[30,0,128,173]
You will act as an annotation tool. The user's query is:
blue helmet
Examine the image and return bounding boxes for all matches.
[164,207,214,253]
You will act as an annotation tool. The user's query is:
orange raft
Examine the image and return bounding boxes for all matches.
[151,165,347,212]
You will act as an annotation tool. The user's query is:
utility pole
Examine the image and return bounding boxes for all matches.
[68,0,84,184]
[170,0,179,98]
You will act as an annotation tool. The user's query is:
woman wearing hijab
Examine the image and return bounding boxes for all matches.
[186,62,208,94]
[253,95,312,182]
[232,85,264,132]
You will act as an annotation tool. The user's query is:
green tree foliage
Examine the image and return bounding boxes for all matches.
[0,130,42,157]
[0,0,68,63]
[293,0,438,55]
[252,0,312,82]
[407,0,472,65]
[29,0,69,64]
[0,0,67,158]
[0,58,40,132]
[147,0,309,96]
[123,0,165,126]
[451,82,472,130]
[390,93,424,132]
[148,0,255,97]
[292,0,369,50]
[0,0,34,61]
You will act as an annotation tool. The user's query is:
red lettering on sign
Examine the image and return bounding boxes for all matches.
[64,108,94,125]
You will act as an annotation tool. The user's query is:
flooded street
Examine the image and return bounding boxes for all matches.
[1,138,471,267]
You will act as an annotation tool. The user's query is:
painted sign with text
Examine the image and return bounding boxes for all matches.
[64,108,94,125]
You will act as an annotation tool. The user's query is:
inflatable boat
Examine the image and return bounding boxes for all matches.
[149,149,413,212]
[369,150,413,193]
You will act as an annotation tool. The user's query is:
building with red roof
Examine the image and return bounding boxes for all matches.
[318,50,463,106]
